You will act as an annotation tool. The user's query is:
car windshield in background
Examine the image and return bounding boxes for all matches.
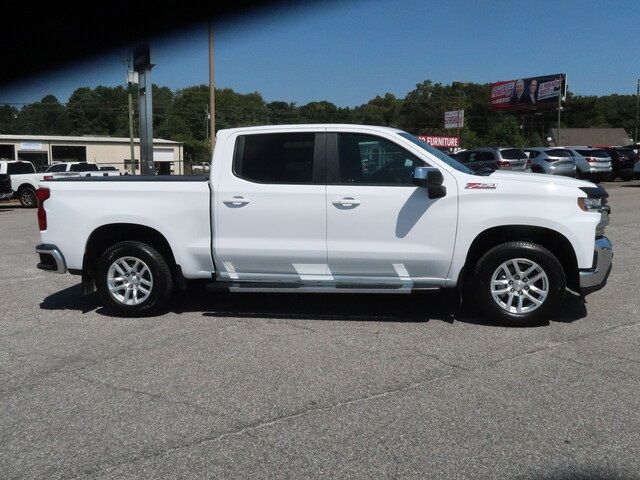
[619,149,636,157]
[500,149,527,159]
[576,149,609,158]
[547,149,572,157]
[70,163,99,172]
[397,133,473,174]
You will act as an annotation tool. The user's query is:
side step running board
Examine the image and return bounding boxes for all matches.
[206,281,439,294]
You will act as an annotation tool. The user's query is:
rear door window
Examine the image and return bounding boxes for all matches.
[234,132,317,184]
[7,162,35,174]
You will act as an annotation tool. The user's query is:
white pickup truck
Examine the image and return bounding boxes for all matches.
[0,160,120,207]
[34,125,612,325]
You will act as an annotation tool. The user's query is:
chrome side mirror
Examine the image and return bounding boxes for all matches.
[412,167,446,199]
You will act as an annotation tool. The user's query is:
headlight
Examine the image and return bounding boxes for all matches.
[578,197,602,211]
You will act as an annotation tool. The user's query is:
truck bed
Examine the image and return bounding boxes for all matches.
[39,175,215,278]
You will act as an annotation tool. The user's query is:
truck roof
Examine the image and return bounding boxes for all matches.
[216,124,406,135]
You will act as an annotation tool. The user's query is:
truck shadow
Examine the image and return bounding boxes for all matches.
[40,284,587,327]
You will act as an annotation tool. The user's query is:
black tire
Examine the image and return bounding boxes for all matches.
[18,186,37,208]
[95,241,173,317]
[472,241,566,327]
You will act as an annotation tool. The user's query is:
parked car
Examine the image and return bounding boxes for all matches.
[0,160,47,207]
[599,147,637,181]
[523,148,577,177]
[450,150,500,173]
[0,170,13,201]
[459,147,532,172]
[35,124,612,326]
[564,148,612,182]
[44,162,121,177]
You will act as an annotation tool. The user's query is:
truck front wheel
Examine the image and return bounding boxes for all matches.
[473,242,566,326]
[95,241,173,317]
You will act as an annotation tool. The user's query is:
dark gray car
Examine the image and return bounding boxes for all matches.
[461,148,531,171]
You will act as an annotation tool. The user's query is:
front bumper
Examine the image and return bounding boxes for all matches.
[579,237,613,295]
[0,191,13,200]
[35,244,67,274]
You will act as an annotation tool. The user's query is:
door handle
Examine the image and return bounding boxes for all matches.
[332,197,361,207]
[223,196,250,206]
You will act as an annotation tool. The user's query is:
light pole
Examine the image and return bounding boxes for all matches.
[133,44,154,175]
[635,78,639,143]
[126,67,138,175]
[209,24,216,154]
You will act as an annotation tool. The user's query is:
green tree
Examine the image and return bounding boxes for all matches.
[0,105,18,133]
[16,95,69,135]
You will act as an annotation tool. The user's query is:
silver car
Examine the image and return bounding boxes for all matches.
[565,147,612,181]
[523,147,577,177]
[464,147,531,171]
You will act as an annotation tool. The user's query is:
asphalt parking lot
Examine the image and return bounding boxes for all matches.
[1,181,639,479]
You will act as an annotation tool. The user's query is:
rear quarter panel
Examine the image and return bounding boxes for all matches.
[40,180,214,278]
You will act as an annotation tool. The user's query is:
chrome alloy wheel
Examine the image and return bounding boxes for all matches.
[106,256,153,306]
[490,258,549,314]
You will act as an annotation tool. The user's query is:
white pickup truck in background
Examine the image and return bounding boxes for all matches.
[0,160,120,207]
[34,125,613,325]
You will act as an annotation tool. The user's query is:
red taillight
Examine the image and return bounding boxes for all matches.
[585,157,597,163]
[36,187,50,231]
[497,160,511,168]
[44,175,54,180]
[525,159,532,168]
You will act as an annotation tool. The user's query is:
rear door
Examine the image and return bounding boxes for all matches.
[214,131,329,282]
[325,130,457,285]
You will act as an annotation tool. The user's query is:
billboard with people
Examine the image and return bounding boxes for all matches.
[490,74,566,111]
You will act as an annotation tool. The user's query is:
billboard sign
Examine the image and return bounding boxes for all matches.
[417,135,459,148]
[490,74,566,111]
[444,110,464,129]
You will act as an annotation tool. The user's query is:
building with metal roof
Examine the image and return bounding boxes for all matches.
[0,134,184,174]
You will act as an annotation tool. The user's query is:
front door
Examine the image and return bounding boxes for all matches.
[215,131,329,282]
[325,132,457,286]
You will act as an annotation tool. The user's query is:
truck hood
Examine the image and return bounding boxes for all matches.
[486,171,594,188]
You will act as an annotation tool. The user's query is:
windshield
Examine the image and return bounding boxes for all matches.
[576,149,609,158]
[398,133,474,174]
[70,163,99,172]
[546,149,572,157]
[500,148,527,159]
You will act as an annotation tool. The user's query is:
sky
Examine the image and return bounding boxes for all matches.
[1,0,639,107]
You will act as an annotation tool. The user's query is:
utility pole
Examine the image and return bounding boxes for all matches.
[209,24,216,154]
[635,78,639,143]
[556,75,563,146]
[126,67,138,175]
[133,44,155,175]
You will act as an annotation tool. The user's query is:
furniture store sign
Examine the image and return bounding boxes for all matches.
[417,135,459,148]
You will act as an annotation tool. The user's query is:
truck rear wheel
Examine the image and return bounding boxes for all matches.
[95,241,173,317]
[473,242,565,326]
[19,186,37,208]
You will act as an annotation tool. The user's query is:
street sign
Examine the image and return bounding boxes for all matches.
[444,110,464,129]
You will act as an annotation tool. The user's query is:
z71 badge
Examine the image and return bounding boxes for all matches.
[465,182,497,189]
